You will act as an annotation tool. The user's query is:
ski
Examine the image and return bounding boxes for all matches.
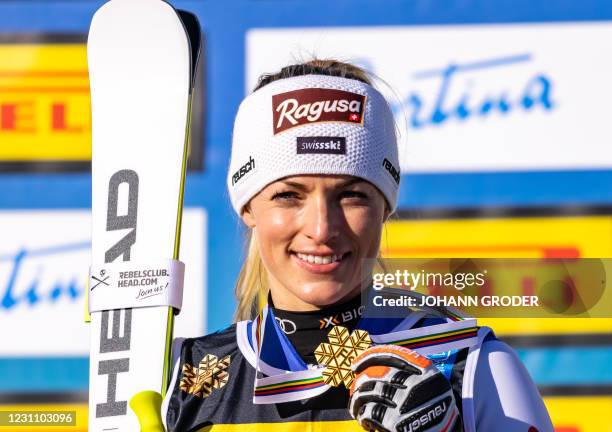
[87,1,200,430]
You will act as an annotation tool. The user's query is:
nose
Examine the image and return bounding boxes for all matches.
[301,194,341,244]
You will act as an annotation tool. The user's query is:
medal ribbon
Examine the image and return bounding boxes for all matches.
[252,304,478,404]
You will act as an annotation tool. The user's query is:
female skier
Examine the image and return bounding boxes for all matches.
[162,60,553,432]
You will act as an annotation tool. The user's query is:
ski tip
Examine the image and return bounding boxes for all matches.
[130,390,165,432]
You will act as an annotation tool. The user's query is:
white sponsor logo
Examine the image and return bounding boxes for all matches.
[275,317,297,334]
[319,305,365,329]
[276,98,361,128]
[408,400,448,432]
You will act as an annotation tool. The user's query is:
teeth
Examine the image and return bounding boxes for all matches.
[296,253,342,265]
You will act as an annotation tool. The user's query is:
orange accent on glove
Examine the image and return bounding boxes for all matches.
[350,365,391,395]
[352,345,432,368]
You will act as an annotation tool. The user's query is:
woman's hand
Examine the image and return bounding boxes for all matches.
[349,345,462,432]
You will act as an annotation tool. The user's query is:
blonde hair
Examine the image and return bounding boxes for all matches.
[253,59,373,91]
[234,229,269,321]
[233,59,385,322]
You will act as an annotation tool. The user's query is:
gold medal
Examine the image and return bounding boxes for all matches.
[314,326,372,388]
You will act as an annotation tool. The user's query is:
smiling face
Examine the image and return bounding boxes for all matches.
[241,175,389,311]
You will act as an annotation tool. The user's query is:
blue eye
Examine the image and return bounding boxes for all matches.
[340,190,367,199]
[272,191,298,201]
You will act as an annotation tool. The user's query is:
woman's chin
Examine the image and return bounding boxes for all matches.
[292,283,357,308]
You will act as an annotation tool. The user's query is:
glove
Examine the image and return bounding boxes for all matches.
[349,345,462,432]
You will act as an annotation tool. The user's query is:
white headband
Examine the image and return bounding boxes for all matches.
[227,74,400,214]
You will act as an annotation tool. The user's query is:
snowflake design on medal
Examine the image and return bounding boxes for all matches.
[180,353,231,398]
[314,326,372,388]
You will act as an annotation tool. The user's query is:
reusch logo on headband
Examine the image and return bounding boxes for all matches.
[232,156,256,186]
[383,158,400,185]
[272,88,366,135]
